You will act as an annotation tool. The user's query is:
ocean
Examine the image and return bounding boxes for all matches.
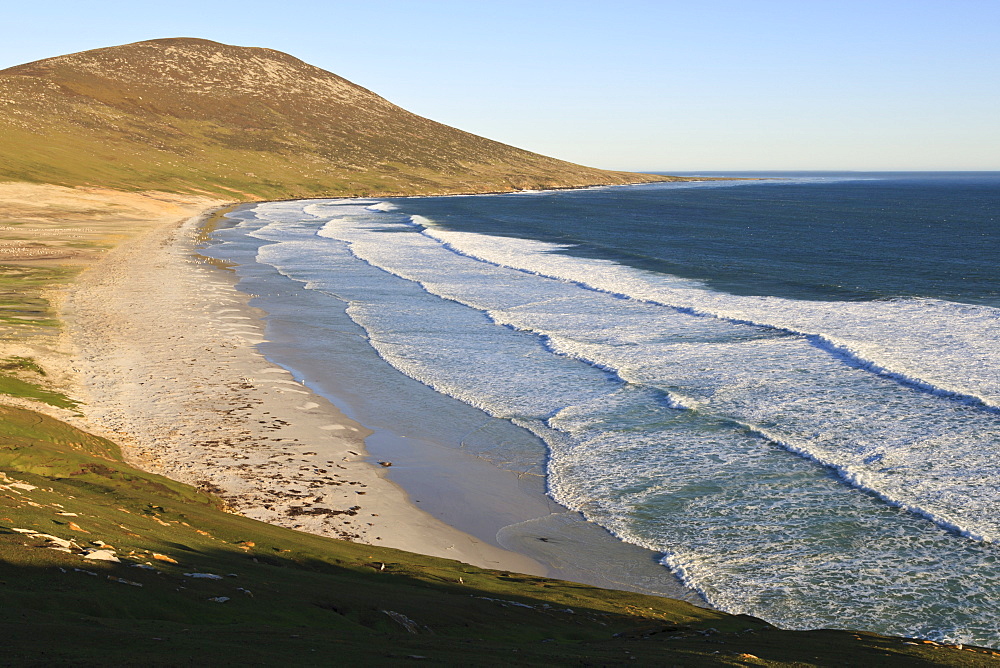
[204,172,1000,646]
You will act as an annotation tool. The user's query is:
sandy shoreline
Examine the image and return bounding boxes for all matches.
[60,203,543,574]
[0,182,702,603]
[0,185,703,604]
[199,201,703,603]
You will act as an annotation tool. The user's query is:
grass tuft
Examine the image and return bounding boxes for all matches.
[0,373,77,409]
[0,356,46,376]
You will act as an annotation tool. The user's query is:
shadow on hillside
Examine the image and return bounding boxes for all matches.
[0,541,976,668]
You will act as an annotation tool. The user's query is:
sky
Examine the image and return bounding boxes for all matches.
[2,0,997,172]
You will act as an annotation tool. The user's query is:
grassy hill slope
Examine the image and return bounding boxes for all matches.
[0,38,675,199]
[1,390,994,665]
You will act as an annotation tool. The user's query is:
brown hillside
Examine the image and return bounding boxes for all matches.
[0,38,674,198]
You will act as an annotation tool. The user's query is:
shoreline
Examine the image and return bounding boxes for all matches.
[203,201,705,603]
[227,174,745,207]
[0,181,705,596]
[60,204,543,574]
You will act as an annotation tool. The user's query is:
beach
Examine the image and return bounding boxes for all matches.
[0,182,223,399]
[0,181,702,596]
[0,183,700,604]
[54,199,550,574]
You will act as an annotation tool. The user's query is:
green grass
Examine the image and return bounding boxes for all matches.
[0,356,46,376]
[0,355,76,410]
[0,373,78,409]
[0,265,78,333]
[0,404,995,665]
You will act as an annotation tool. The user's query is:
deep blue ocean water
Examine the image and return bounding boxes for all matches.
[208,172,1000,646]
[395,172,1000,305]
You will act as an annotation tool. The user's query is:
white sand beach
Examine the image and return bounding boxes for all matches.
[0,183,699,602]
[57,197,544,574]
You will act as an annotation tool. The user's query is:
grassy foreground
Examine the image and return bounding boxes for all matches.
[0,392,996,666]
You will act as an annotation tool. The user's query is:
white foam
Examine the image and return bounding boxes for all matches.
[416,223,1000,409]
[236,196,1000,646]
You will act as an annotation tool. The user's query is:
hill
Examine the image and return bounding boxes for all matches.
[0,38,674,199]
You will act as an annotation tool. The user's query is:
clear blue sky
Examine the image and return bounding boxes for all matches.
[3,0,997,171]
